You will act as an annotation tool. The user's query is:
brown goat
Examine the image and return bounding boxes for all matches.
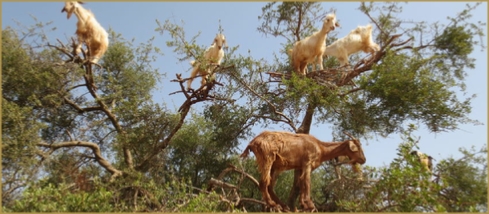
[240,131,366,211]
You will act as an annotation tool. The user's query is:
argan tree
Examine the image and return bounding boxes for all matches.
[2,2,486,212]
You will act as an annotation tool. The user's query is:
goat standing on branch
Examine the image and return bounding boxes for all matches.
[61,1,109,64]
[187,33,227,90]
[240,131,366,212]
[323,24,380,67]
[290,13,339,75]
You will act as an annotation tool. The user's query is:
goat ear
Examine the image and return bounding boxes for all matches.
[348,141,359,152]
[224,40,229,51]
[366,24,372,31]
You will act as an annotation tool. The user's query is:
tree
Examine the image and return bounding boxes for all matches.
[2,14,259,212]
[249,1,485,211]
[435,146,488,212]
[2,2,486,212]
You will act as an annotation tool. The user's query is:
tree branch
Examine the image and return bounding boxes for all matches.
[37,141,123,182]
[135,73,228,171]
[228,69,297,132]
[50,39,135,170]
[63,97,103,113]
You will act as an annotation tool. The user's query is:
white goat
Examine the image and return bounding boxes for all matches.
[62,1,109,64]
[410,150,434,173]
[291,13,339,75]
[187,33,227,90]
[323,24,380,67]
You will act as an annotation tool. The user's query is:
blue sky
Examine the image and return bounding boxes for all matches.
[2,2,487,168]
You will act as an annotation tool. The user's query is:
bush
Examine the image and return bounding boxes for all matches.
[4,182,113,212]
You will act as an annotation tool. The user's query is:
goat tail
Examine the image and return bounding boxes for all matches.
[240,146,251,158]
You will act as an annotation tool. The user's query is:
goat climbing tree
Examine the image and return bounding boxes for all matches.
[2,2,486,212]
[255,1,483,137]
[210,1,486,211]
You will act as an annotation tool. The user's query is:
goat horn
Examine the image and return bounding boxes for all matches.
[343,131,356,140]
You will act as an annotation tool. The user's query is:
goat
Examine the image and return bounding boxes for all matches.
[187,33,227,90]
[323,24,380,67]
[287,48,311,74]
[240,131,366,212]
[290,13,339,75]
[410,150,434,173]
[61,1,109,64]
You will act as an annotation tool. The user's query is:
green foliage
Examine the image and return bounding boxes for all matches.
[436,146,488,212]
[178,192,221,212]
[101,30,161,110]
[353,127,444,212]
[168,109,249,188]
[357,50,477,134]
[2,25,70,206]
[258,2,331,43]
[119,104,180,172]
[325,125,486,212]
[436,25,474,57]
[109,172,235,212]
[1,99,45,207]
[2,27,65,108]
[4,182,114,212]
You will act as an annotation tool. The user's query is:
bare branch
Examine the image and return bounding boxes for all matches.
[37,141,123,182]
[209,178,238,189]
[228,70,298,132]
[361,2,389,39]
[339,87,362,97]
[63,97,102,113]
[135,73,230,171]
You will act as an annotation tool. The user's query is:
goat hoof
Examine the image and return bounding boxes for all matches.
[302,207,317,213]
[267,205,283,213]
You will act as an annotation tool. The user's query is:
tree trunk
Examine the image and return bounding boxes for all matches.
[297,102,316,134]
[288,101,316,210]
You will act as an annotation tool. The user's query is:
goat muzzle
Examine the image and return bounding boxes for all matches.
[355,157,366,165]
[61,7,66,13]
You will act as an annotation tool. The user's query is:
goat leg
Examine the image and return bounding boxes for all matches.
[268,169,290,211]
[287,169,301,211]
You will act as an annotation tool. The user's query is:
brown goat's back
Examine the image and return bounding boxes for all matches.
[240,131,285,184]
